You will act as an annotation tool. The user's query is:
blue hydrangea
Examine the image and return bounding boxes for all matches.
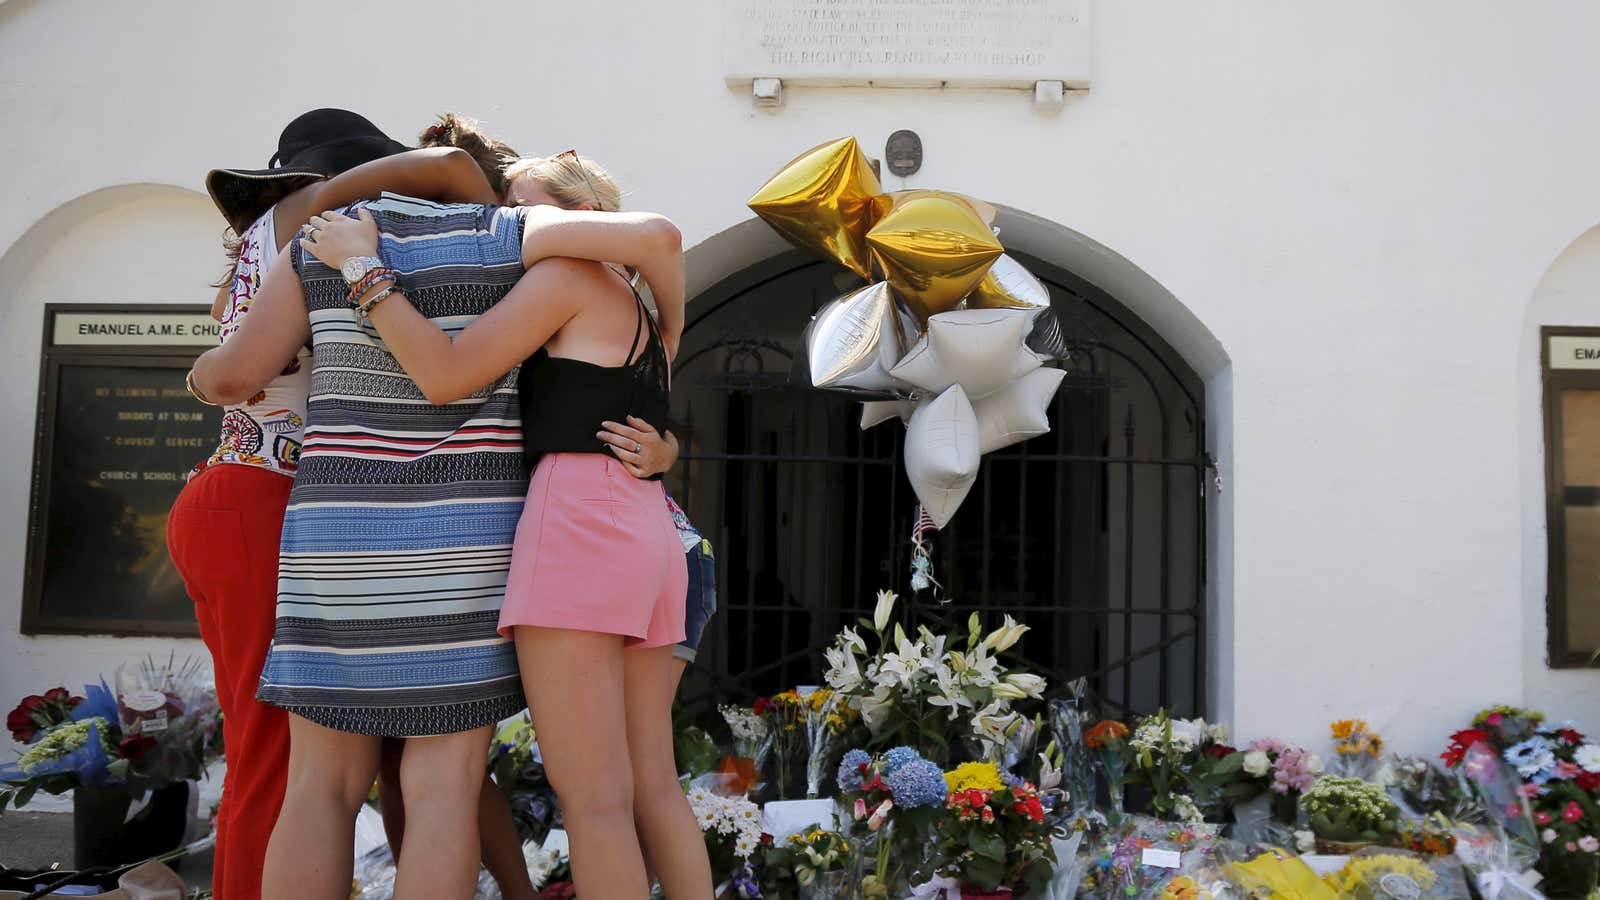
[1001,771,1024,790]
[882,746,921,775]
[886,758,948,808]
[837,749,872,792]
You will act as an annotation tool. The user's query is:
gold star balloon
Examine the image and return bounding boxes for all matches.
[872,189,998,228]
[968,254,1051,311]
[866,191,1004,325]
[748,136,882,280]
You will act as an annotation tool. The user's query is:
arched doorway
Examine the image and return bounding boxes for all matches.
[667,241,1212,720]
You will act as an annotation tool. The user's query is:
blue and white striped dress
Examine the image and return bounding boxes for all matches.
[256,195,528,736]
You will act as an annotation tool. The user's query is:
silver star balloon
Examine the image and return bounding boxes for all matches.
[804,282,912,395]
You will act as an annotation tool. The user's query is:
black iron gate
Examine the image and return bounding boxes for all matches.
[666,251,1208,720]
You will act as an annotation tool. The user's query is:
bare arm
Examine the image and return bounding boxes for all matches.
[360,256,587,405]
[273,148,497,248]
[519,205,684,358]
[190,256,311,405]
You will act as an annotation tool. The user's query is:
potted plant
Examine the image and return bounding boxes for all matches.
[924,761,1057,899]
[1300,776,1400,854]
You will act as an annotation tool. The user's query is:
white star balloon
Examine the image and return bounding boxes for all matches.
[860,399,916,429]
[889,308,1042,400]
[802,282,909,394]
[973,367,1067,453]
[903,385,981,528]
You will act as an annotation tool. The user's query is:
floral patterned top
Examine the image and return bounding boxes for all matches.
[199,209,311,476]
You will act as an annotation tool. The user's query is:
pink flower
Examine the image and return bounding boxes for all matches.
[1537,811,1553,825]
[1508,803,1525,819]
[853,798,867,821]
[1487,713,1505,726]
[1522,783,1545,799]
[1568,842,1579,852]
[1581,836,1600,853]
[1558,761,1583,779]
[867,799,893,832]
[1248,738,1286,754]
[1564,801,1584,824]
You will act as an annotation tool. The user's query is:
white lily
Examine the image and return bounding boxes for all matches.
[1038,752,1063,792]
[947,650,969,674]
[859,684,894,734]
[927,664,974,720]
[841,627,868,656]
[991,682,1030,701]
[879,636,929,688]
[993,616,1029,652]
[1004,672,1046,698]
[824,646,863,692]
[873,590,897,632]
[963,645,1001,687]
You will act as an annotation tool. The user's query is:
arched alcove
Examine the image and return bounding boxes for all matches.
[1521,224,1600,727]
[675,211,1234,722]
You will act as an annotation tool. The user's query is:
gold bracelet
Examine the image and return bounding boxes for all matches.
[185,368,218,406]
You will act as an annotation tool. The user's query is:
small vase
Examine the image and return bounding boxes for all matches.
[797,869,850,900]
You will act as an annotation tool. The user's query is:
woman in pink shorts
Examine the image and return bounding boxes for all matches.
[302,151,710,899]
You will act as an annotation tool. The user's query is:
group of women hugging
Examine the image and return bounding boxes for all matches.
[168,107,718,899]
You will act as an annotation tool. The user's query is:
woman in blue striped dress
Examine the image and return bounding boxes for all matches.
[189,194,684,899]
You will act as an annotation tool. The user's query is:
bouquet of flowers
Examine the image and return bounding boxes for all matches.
[800,688,858,798]
[922,761,1057,896]
[1330,718,1386,780]
[756,828,852,899]
[835,745,949,897]
[1093,816,1227,899]
[719,702,773,797]
[1085,718,1132,825]
[1222,737,1323,842]
[488,713,559,844]
[688,784,771,893]
[1301,775,1401,851]
[821,590,1045,766]
[1441,705,1600,896]
[1119,710,1239,824]
[1221,846,1340,899]
[1444,737,1547,899]
[759,690,809,800]
[1046,679,1101,827]
[1,657,222,810]
[1322,847,1473,899]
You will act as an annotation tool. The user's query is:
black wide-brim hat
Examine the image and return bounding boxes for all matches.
[205,108,409,233]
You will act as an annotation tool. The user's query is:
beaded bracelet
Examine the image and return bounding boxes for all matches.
[346,267,400,305]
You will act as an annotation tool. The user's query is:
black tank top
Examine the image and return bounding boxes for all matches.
[517,276,671,473]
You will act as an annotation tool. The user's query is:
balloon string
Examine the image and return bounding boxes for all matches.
[910,504,946,602]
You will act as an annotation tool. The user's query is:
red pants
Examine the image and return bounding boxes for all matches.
[167,464,292,900]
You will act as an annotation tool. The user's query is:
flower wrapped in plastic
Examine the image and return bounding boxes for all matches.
[1323,846,1473,899]
[1098,815,1228,899]
[1046,678,1103,828]
[719,702,773,798]
[1448,739,1549,899]
[835,745,946,898]
[800,688,857,798]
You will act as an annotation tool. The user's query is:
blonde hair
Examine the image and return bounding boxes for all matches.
[503,153,622,212]
[418,112,520,196]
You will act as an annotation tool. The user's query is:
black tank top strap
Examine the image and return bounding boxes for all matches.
[622,279,649,368]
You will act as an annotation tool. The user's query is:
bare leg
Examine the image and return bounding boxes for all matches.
[479,773,538,900]
[514,626,648,899]
[262,714,381,900]
[376,738,407,859]
[627,648,713,899]
[392,727,494,900]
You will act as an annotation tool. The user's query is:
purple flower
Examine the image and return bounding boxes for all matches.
[886,759,948,808]
[731,863,762,898]
[1271,747,1318,794]
[1248,737,1286,754]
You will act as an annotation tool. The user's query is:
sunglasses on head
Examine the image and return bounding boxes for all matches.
[557,149,604,211]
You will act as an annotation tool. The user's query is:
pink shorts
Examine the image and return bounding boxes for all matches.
[499,453,687,648]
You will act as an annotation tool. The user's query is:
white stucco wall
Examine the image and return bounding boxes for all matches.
[3,0,1597,756]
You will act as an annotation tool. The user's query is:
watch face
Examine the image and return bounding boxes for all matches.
[341,257,369,283]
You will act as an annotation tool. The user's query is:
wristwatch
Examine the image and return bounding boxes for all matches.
[340,255,385,285]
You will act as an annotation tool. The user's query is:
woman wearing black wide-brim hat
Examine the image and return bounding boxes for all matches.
[169,107,503,900]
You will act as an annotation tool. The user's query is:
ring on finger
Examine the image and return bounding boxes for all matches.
[633,441,642,453]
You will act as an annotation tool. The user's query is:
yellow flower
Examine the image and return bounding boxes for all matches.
[1330,718,1383,757]
[1329,853,1437,895]
[944,761,1005,793]
[806,689,835,711]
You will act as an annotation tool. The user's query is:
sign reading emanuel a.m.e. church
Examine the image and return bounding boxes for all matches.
[24,305,221,636]
[723,0,1091,89]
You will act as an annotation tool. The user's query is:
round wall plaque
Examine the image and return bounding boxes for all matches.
[885,130,923,177]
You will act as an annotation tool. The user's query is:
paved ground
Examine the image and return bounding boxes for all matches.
[0,811,212,891]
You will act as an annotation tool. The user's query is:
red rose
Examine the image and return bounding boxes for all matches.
[1560,729,1586,745]
[19,695,47,712]
[5,707,37,742]
[1205,744,1235,759]
[1440,745,1465,767]
[1451,729,1489,748]
[118,735,157,761]
[1577,771,1600,792]
[43,687,71,704]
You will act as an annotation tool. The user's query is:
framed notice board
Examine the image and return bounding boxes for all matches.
[23,304,223,636]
